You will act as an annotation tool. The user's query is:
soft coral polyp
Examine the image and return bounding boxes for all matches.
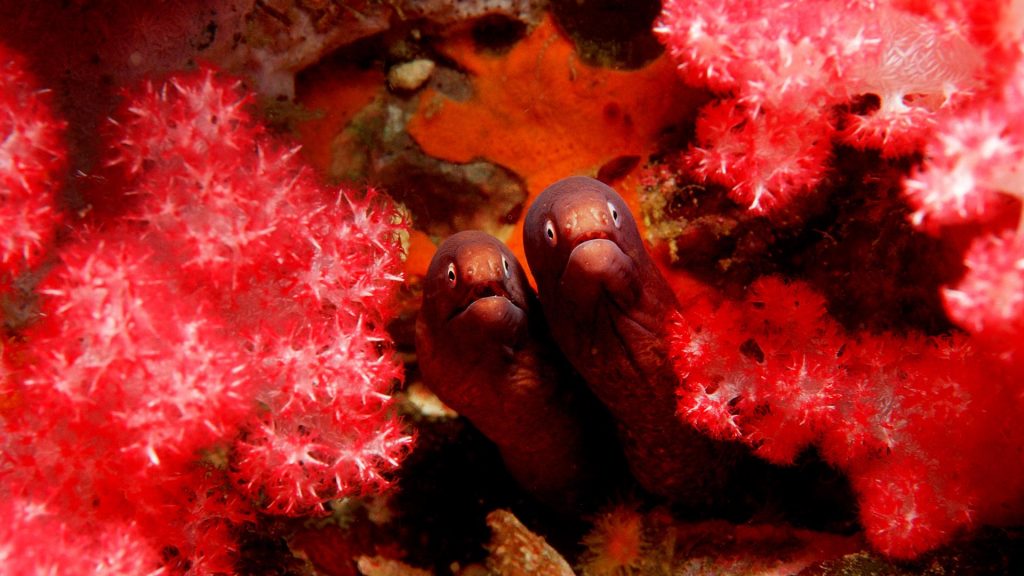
[656,0,985,218]
[2,66,411,572]
[669,277,1024,558]
[685,101,833,213]
[0,44,64,280]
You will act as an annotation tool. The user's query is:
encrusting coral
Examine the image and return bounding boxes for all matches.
[406,15,705,264]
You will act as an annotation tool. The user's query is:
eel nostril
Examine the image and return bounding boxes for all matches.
[473,283,497,299]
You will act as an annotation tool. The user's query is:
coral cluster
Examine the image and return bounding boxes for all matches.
[655,0,1024,560]
[1,63,411,573]
[0,44,63,284]
[668,278,1024,558]
[6,0,1024,570]
[905,55,1024,352]
[655,0,988,216]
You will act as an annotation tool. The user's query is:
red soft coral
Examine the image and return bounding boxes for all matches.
[0,498,161,576]
[23,234,256,467]
[685,101,833,214]
[2,66,411,572]
[233,314,410,516]
[104,67,413,513]
[658,3,1024,555]
[672,279,847,463]
[106,70,313,286]
[942,230,1024,344]
[669,277,1024,558]
[904,57,1024,232]
[0,43,64,280]
[655,0,986,219]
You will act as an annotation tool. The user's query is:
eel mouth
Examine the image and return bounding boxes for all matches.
[569,229,611,250]
[447,281,514,322]
[557,229,614,278]
[560,235,638,310]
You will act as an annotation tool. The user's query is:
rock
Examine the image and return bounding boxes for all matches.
[485,510,576,576]
[389,59,437,91]
[357,555,434,576]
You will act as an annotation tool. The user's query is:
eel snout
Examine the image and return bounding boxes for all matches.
[562,237,639,308]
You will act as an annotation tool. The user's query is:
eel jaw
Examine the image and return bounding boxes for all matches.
[447,281,513,322]
[560,237,639,308]
[448,281,528,339]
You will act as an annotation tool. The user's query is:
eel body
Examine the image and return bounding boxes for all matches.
[415,230,610,507]
[523,176,738,507]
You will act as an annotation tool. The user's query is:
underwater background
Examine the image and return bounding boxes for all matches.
[2,1,1024,574]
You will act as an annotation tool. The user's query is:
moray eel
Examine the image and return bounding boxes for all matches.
[524,176,738,507]
[416,230,612,508]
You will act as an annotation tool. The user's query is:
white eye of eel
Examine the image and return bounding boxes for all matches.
[544,220,557,246]
[446,262,457,286]
[608,201,621,229]
[502,256,510,277]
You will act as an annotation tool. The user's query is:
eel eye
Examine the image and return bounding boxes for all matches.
[544,220,557,246]
[446,263,457,286]
[608,201,621,229]
[502,256,510,278]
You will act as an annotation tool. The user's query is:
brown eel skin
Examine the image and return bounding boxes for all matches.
[523,176,741,509]
[415,230,615,509]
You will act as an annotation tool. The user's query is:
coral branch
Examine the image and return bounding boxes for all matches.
[942,231,1024,345]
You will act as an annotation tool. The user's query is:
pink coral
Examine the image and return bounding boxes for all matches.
[0,43,64,280]
[2,67,411,571]
[655,0,985,219]
[0,499,161,576]
[686,101,833,213]
[669,277,1024,558]
[942,231,1024,342]
[24,234,255,466]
